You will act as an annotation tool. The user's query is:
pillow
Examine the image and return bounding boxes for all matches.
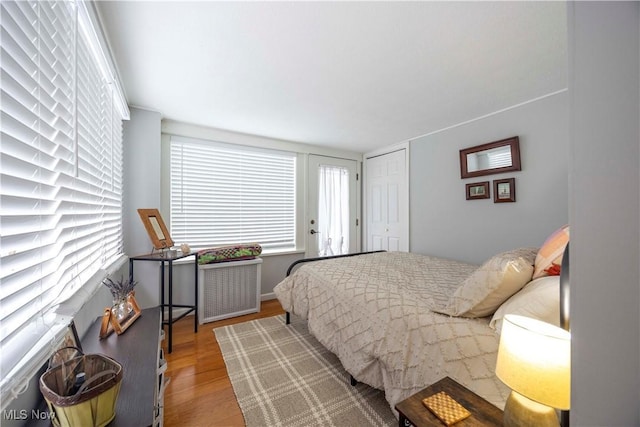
[198,243,262,265]
[436,247,537,318]
[490,275,560,334]
[533,225,570,279]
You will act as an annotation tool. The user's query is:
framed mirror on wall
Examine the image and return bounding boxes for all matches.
[460,136,521,179]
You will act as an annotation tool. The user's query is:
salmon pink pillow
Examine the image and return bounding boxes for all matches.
[533,225,569,279]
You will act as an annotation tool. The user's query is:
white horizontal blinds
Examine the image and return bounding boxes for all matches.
[106,105,124,263]
[170,136,296,251]
[70,17,123,301]
[0,0,124,399]
[1,0,77,368]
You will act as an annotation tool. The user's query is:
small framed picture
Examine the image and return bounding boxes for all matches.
[51,321,83,366]
[465,181,490,200]
[137,208,174,250]
[494,178,516,203]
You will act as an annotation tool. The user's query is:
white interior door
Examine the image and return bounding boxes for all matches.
[307,155,358,258]
[366,149,408,252]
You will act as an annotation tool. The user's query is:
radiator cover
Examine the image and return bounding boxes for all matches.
[198,258,262,324]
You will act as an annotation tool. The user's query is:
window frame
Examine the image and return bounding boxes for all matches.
[167,135,301,254]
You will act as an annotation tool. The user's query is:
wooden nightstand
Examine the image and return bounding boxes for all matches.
[395,377,504,427]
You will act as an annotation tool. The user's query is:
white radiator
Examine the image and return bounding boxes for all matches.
[198,258,262,324]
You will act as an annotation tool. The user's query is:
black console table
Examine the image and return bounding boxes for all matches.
[82,307,165,427]
[129,250,198,353]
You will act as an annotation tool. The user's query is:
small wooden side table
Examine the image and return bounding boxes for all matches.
[395,377,504,427]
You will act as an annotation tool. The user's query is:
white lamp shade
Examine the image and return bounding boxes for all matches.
[496,314,571,410]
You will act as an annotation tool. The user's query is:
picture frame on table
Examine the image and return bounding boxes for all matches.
[137,208,174,250]
[50,320,83,366]
[99,292,143,339]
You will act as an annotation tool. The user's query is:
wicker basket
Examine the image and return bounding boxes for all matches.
[39,348,123,427]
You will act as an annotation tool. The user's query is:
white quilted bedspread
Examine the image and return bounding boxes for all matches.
[274,252,510,415]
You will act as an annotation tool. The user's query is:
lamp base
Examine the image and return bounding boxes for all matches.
[503,391,559,427]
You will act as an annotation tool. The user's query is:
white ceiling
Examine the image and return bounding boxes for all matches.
[96,1,567,154]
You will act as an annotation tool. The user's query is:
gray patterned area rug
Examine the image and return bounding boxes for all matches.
[214,315,396,427]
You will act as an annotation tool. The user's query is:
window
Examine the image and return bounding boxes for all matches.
[317,165,350,256]
[170,136,296,252]
[0,0,128,405]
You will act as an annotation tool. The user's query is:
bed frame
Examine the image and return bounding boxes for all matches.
[284,250,385,325]
[283,250,384,387]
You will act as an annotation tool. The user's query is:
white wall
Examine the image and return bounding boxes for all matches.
[569,2,640,425]
[123,107,163,308]
[409,91,569,264]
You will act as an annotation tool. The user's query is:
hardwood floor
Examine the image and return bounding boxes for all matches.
[161,299,285,427]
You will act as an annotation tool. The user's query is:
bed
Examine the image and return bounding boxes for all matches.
[274,243,566,415]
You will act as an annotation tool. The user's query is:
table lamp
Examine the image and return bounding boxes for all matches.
[495,314,570,427]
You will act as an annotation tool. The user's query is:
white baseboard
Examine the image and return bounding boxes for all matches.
[261,292,277,301]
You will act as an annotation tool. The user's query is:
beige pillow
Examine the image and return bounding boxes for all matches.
[490,275,560,334]
[437,247,537,318]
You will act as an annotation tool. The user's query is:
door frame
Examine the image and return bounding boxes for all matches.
[363,141,410,252]
[306,154,361,258]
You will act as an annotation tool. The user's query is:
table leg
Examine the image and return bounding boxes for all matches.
[160,260,165,327]
[168,259,173,353]
[194,253,198,333]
